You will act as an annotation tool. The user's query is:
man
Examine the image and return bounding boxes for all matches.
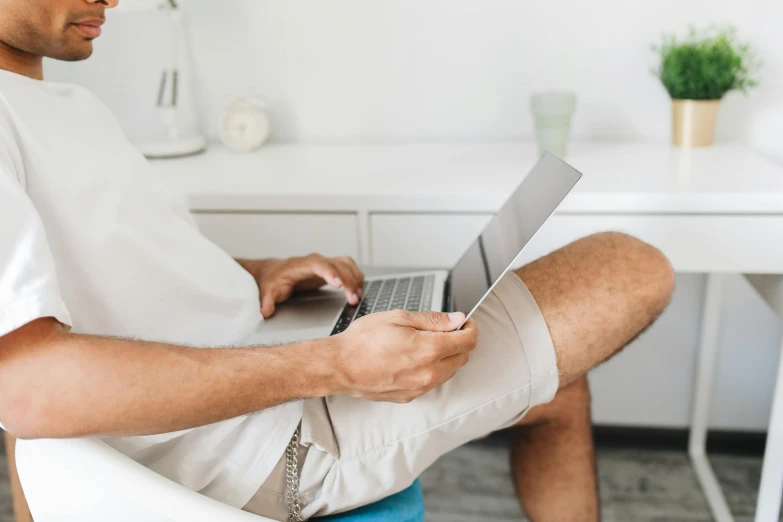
[0,0,674,520]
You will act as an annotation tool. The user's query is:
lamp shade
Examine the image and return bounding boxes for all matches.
[113,0,205,158]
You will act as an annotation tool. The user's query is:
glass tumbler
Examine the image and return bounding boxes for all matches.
[530,91,577,157]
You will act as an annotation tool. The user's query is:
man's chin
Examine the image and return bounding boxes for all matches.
[49,43,94,62]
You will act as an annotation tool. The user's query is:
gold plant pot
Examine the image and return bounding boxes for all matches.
[671,99,720,147]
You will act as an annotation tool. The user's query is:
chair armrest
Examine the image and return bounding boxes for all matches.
[15,437,273,522]
[4,433,33,522]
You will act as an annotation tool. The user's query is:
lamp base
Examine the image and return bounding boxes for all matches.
[135,135,207,159]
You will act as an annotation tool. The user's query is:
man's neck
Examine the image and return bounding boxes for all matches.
[0,39,43,80]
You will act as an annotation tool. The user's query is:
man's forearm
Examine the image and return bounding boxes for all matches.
[0,318,341,439]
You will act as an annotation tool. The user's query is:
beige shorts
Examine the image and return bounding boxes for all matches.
[243,271,559,519]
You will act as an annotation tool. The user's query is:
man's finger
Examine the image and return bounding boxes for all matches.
[394,310,465,332]
[260,285,292,318]
[304,255,344,289]
[338,256,365,297]
[420,354,470,391]
[439,351,471,371]
[460,318,478,334]
[330,260,361,304]
[425,328,478,361]
[260,293,277,318]
[429,354,469,388]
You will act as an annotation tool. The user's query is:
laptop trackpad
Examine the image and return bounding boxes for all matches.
[253,290,345,343]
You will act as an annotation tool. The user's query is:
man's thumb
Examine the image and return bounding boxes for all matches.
[403,311,464,332]
[261,295,277,318]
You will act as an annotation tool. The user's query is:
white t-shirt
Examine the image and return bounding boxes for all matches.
[0,69,301,509]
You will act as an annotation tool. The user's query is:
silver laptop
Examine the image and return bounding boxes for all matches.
[251,153,582,343]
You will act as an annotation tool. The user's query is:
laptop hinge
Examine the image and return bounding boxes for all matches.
[442,272,453,312]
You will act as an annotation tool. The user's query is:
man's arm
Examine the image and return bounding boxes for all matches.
[0,317,336,439]
[0,311,476,440]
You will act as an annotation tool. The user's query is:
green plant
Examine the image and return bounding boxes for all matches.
[652,26,759,100]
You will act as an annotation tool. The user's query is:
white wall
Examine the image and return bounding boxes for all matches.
[47,0,783,159]
[187,0,781,153]
[45,0,783,430]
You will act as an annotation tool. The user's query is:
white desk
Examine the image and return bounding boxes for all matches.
[154,141,783,522]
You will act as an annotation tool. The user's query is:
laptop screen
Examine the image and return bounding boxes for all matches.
[450,153,582,319]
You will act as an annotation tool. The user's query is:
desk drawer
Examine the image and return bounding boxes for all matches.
[519,214,783,273]
[370,213,493,267]
[371,212,783,273]
[194,213,360,260]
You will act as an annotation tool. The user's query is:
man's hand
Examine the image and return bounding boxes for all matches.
[330,310,478,403]
[240,254,365,318]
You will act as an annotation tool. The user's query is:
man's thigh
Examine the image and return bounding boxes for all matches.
[516,231,674,387]
[324,232,674,460]
[326,270,556,451]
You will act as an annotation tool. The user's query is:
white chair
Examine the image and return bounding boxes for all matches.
[15,437,272,522]
[15,435,426,522]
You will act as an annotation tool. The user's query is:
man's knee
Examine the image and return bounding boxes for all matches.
[515,232,674,386]
[521,231,674,317]
[585,231,675,318]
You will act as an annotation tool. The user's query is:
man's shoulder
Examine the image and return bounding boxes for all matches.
[0,75,29,144]
[0,97,26,187]
[0,75,107,187]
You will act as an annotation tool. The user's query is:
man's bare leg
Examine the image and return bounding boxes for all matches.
[507,232,675,521]
[511,376,597,521]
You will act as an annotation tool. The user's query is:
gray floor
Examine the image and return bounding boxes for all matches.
[421,443,776,522]
[0,437,775,522]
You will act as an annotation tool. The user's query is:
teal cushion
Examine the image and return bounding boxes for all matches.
[314,479,425,522]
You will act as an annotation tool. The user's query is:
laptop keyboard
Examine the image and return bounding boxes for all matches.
[330,275,435,335]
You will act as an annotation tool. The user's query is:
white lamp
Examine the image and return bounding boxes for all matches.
[116,0,206,158]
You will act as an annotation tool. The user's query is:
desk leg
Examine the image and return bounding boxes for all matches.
[689,273,734,522]
[755,333,783,522]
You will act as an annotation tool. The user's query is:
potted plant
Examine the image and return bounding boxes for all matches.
[652,26,759,147]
